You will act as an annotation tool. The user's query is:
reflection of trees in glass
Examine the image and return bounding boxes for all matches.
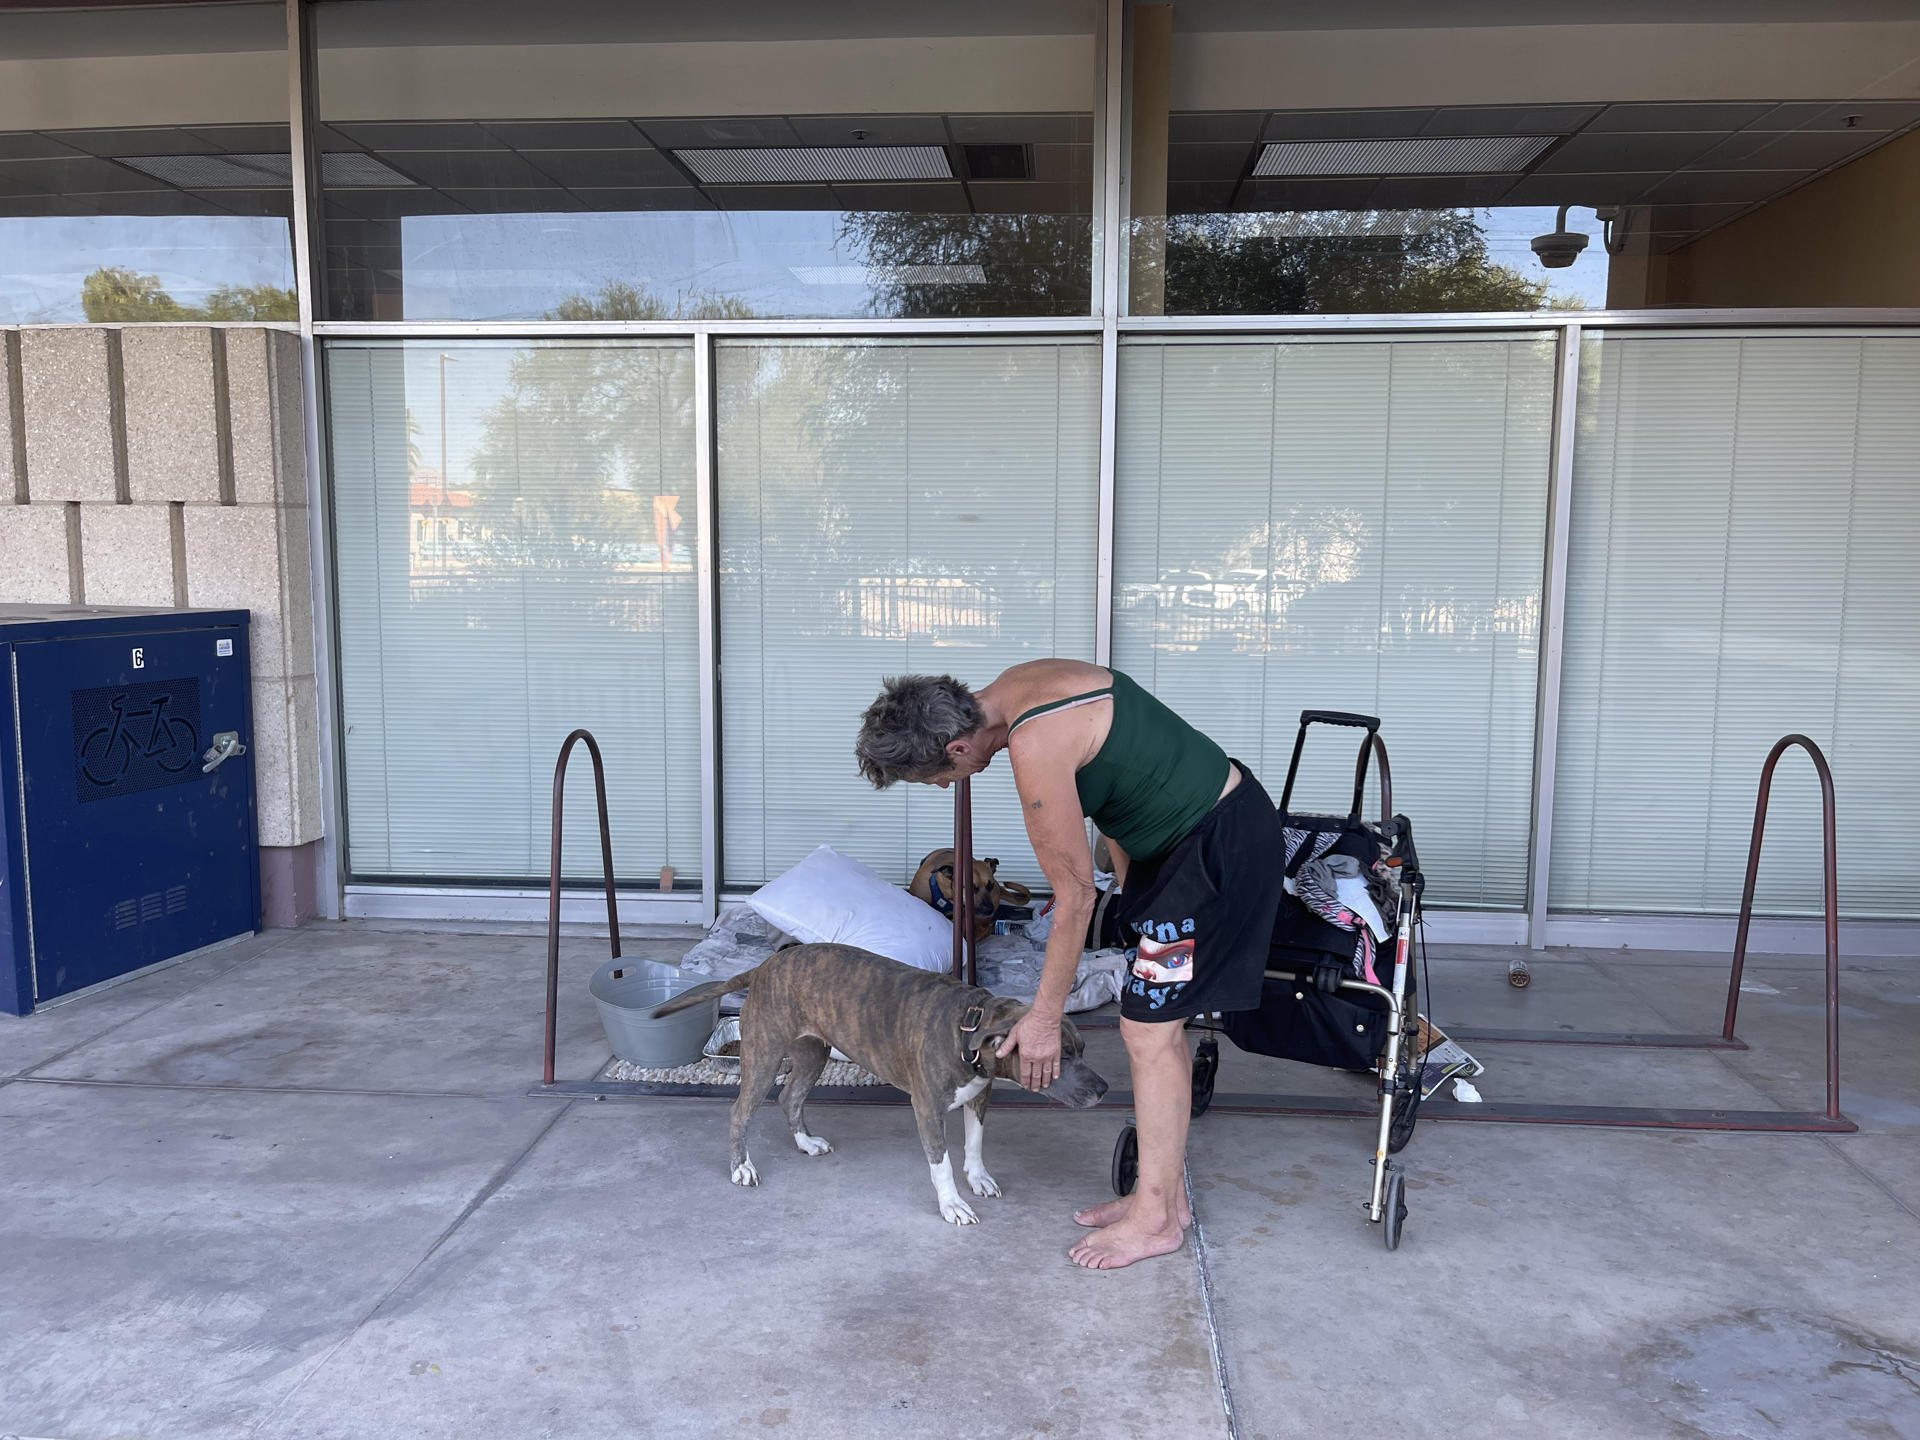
[1160,211,1566,315]
[544,280,756,322]
[842,213,1092,318]
[80,266,297,322]
[465,337,691,586]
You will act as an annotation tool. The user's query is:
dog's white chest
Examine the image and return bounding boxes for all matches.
[947,1075,990,1111]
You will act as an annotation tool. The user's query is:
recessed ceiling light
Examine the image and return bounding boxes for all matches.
[1253,136,1555,178]
[675,145,954,184]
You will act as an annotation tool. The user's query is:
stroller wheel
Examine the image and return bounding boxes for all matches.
[1191,1038,1219,1119]
[1111,1124,1139,1197]
[1382,1165,1408,1251]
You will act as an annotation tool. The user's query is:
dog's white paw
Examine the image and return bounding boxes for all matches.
[793,1131,832,1157]
[940,1195,980,1225]
[966,1167,1001,1198]
[731,1157,759,1187]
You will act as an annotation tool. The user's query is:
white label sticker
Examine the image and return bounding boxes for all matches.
[131,647,145,669]
[217,638,234,657]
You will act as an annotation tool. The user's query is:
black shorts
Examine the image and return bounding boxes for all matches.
[1116,762,1284,1024]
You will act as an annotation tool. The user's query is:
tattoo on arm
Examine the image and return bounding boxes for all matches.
[1029,799,1043,811]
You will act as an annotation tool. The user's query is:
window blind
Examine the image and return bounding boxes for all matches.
[716,338,1099,888]
[1114,334,1556,909]
[1552,332,1920,918]
[328,339,701,883]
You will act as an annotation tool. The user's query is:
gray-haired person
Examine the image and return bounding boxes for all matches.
[857,659,1283,1269]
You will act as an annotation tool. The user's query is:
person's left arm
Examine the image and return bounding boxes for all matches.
[996,725,1098,1089]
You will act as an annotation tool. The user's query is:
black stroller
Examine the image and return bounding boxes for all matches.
[1111,710,1427,1250]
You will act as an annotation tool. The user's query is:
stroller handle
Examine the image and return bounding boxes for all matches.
[1299,709,1380,732]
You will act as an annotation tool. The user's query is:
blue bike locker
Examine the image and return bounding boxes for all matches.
[1,605,261,1016]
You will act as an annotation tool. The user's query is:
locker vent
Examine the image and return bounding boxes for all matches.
[112,886,189,930]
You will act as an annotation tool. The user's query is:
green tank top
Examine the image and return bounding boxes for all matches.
[1010,668,1229,863]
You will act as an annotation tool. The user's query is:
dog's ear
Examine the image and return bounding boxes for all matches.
[977,997,1028,1051]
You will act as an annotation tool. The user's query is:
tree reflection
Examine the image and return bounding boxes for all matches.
[1159,211,1562,315]
[843,213,1092,318]
[80,266,296,322]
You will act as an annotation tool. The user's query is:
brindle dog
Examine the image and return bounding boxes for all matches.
[652,943,1108,1224]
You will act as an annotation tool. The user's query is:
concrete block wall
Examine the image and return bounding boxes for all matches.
[0,325,322,926]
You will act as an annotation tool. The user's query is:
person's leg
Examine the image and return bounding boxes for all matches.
[1069,1016,1190,1269]
[1073,1020,1192,1230]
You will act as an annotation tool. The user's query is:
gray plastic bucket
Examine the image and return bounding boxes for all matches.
[590,959,717,1067]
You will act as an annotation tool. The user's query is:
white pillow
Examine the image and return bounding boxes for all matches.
[746,845,951,973]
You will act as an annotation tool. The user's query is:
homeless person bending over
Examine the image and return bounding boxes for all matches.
[856,661,1282,1269]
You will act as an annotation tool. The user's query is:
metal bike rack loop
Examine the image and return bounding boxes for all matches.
[541,728,622,1087]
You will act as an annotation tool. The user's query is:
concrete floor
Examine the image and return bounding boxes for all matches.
[2,924,1916,1440]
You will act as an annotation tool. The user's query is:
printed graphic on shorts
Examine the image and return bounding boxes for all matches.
[1126,912,1198,1009]
[1132,934,1195,985]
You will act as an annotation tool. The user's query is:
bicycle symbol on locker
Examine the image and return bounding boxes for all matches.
[78,691,200,788]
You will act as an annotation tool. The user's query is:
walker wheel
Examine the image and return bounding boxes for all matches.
[1111,1123,1139,1197]
[1382,1165,1408,1251]
[1388,1078,1420,1154]
[1191,1040,1219,1119]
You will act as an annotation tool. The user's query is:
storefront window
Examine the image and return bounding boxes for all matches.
[1114,333,1556,908]
[327,339,701,884]
[717,339,1099,887]
[0,4,296,325]
[313,0,1095,320]
[1553,331,1920,918]
[1127,4,1920,314]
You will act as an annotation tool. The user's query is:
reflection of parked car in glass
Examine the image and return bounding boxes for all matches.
[1217,568,1267,617]
[1159,568,1217,611]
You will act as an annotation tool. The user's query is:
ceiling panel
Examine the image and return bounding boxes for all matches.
[520,148,686,187]
[373,150,555,189]
[788,114,951,146]
[638,117,804,148]
[1500,171,1665,205]
[947,114,1090,144]
[830,181,969,212]
[1367,174,1516,207]
[1263,109,1435,141]
[706,183,837,210]
[1645,170,1808,203]
[1693,129,1884,170]
[329,122,508,151]
[1166,180,1237,211]
[1644,201,1753,230]
[480,120,648,149]
[1422,104,1603,136]
[1804,100,1920,132]
[1536,131,1724,173]
[42,127,227,157]
[1239,176,1376,208]
[968,179,1087,213]
[1168,142,1255,182]
[1029,142,1093,183]
[0,156,171,193]
[1168,111,1264,144]
[0,133,87,161]
[441,187,583,214]
[1587,102,1778,132]
[567,187,713,212]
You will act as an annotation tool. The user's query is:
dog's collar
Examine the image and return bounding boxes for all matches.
[958,998,994,1076]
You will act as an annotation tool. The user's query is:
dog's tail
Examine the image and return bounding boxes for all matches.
[648,966,759,1019]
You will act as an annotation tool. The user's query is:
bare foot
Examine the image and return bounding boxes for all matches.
[1073,1193,1191,1229]
[1068,1215,1186,1270]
